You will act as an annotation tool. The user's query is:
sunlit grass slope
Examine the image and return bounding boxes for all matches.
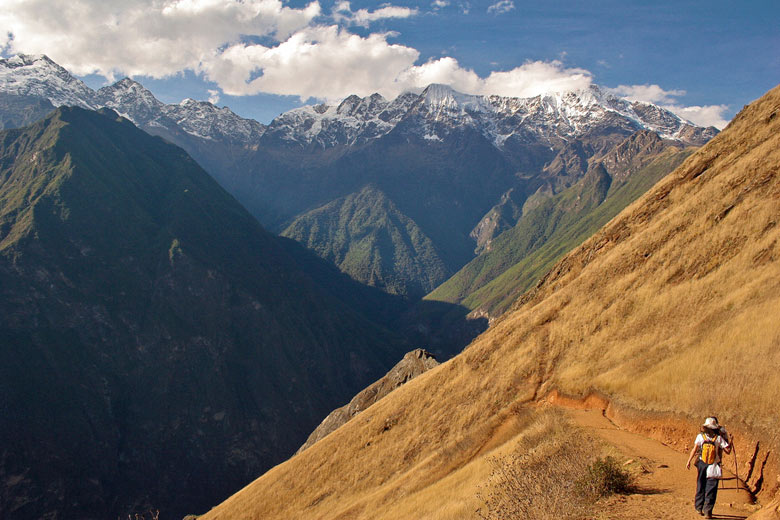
[201,84,780,519]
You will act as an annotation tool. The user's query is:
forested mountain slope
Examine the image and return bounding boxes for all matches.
[0,107,407,520]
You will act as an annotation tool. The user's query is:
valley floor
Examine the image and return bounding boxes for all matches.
[564,407,754,520]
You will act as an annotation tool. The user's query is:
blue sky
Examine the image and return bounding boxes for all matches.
[2,0,778,127]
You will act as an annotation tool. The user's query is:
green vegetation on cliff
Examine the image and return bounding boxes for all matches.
[428,144,693,316]
[282,185,450,298]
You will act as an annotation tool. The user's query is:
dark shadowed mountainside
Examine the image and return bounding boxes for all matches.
[0,92,54,130]
[0,107,409,520]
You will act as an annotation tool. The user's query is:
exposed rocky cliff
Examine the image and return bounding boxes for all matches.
[298,349,439,453]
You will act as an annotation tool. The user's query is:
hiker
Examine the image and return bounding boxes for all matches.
[686,417,731,518]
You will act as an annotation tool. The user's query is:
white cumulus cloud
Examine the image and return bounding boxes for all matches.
[398,58,592,99]
[487,0,514,14]
[609,84,686,105]
[201,26,420,100]
[0,0,321,79]
[333,2,418,27]
[203,34,594,102]
[664,104,729,129]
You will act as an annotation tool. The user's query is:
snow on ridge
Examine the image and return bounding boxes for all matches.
[0,54,712,149]
[266,81,705,148]
[0,54,265,143]
[0,53,96,109]
[164,99,266,142]
[266,91,414,147]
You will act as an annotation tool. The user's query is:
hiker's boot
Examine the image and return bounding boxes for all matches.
[704,511,713,519]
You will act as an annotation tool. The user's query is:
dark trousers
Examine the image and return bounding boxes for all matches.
[695,460,719,513]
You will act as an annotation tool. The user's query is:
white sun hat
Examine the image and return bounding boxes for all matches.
[703,417,719,429]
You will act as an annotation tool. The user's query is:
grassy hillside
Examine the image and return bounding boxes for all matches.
[428,134,692,317]
[282,184,450,298]
[199,84,780,520]
[0,107,408,520]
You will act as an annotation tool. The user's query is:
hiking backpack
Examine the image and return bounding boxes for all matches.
[700,434,719,464]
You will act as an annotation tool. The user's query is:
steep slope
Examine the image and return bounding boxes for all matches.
[468,186,526,253]
[0,107,407,520]
[428,131,694,316]
[282,185,450,298]
[199,84,780,520]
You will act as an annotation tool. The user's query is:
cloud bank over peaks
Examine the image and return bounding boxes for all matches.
[0,0,728,128]
[203,28,594,103]
[609,84,729,129]
[0,0,322,79]
[396,58,593,100]
[202,26,421,99]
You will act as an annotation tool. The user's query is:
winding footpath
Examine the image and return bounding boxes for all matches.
[565,408,756,519]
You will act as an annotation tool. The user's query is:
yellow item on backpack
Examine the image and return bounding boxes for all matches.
[700,435,719,464]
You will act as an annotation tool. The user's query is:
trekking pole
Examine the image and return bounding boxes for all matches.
[733,438,740,491]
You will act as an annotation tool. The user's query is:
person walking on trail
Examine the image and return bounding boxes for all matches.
[686,417,731,518]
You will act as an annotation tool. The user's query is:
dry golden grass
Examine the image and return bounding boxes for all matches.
[201,85,780,519]
[476,409,602,520]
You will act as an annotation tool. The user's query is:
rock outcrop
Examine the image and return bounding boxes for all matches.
[298,349,439,452]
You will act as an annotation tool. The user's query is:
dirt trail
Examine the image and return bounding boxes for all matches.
[565,408,756,520]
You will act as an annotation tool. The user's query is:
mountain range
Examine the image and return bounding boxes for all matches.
[0,54,717,299]
[1,52,775,520]
[195,80,780,520]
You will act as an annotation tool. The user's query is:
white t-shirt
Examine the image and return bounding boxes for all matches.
[695,433,729,463]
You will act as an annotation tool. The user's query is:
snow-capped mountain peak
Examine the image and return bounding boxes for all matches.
[421,83,487,111]
[96,78,165,120]
[163,98,266,142]
[0,53,95,109]
[260,82,716,149]
[3,53,54,68]
[0,54,266,144]
[336,93,389,119]
[264,91,412,147]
